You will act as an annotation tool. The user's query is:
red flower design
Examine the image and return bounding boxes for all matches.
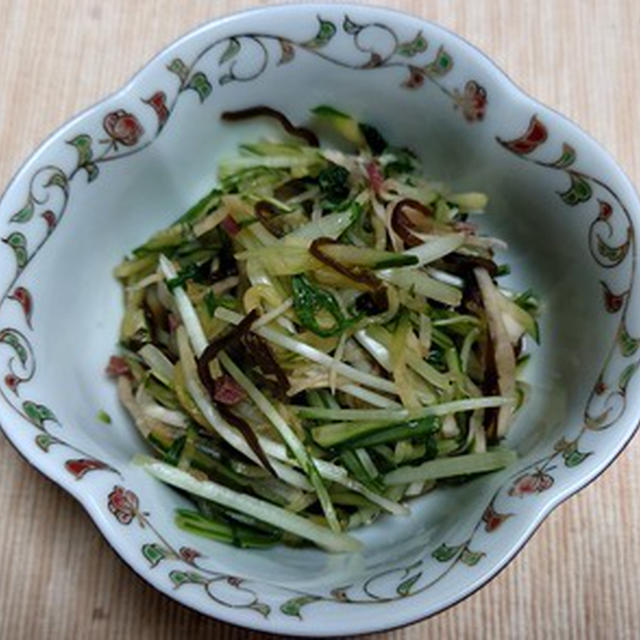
[594,377,607,395]
[8,286,33,328]
[600,281,626,313]
[482,503,513,532]
[143,91,169,130]
[41,210,57,232]
[403,65,424,89]
[108,485,139,524]
[498,115,548,155]
[65,458,108,479]
[597,200,613,221]
[179,546,201,565]
[508,470,554,497]
[458,80,487,122]
[4,373,20,394]
[103,110,144,147]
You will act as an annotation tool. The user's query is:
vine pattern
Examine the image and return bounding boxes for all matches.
[493,115,640,487]
[108,482,512,617]
[108,486,270,616]
[0,14,487,490]
[0,13,636,623]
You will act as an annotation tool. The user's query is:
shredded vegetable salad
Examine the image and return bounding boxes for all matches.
[109,105,540,553]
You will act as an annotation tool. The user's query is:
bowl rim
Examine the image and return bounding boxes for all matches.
[0,3,639,636]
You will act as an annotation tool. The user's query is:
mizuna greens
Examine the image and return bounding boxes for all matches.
[110,105,539,552]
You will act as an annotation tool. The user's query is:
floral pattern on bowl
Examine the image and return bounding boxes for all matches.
[0,5,639,637]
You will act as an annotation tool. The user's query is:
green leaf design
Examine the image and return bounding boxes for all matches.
[619,361,639,392]
[343,15,364,34]
[22,401,57,428]
[168,570,208,588]
[142,543,171,568]
[559,173,592,205]
[596,228,631,264]
[219,38,241,64]
[45,170,68,191]
[167,58,189,83]
[249,602,271,617]
[0,330,27,365]
[304,17,337,49]
[563,449,592,467]
[168,570,189,588]
[460,548,485,566]
[187,72,212,102]
[280,595,322,618]
[396,571,422,596]
[432,542,462,562]
[2,231,28,269]
[551,143,577,169]
[35,433,60,452]
[397,31,428,57]
[10,197,35,223]
[187,570,208,583]
[424,45,453,76]
[67,134,94,166]
[619,324,640,357]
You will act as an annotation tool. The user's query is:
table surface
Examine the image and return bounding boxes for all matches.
[1,1,639,638]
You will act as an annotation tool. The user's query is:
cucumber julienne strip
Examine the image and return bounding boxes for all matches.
[402,233,465,267]
[138,344,175,385]
[313,416,439,449]
[159,255,207,356]
[312,420,399,448]
[142,405,189,428]
[175,509,280,548]
[136,455,361,552]
[286,207,357,240]
[384,449,517,485]
[338,384,402,409]
[292,396,513,422]
[377,268,462,306]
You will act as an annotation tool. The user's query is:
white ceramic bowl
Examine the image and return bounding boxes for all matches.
[1,4,639,636]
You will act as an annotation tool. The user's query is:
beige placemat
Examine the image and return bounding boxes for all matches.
[0,1,638,638]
